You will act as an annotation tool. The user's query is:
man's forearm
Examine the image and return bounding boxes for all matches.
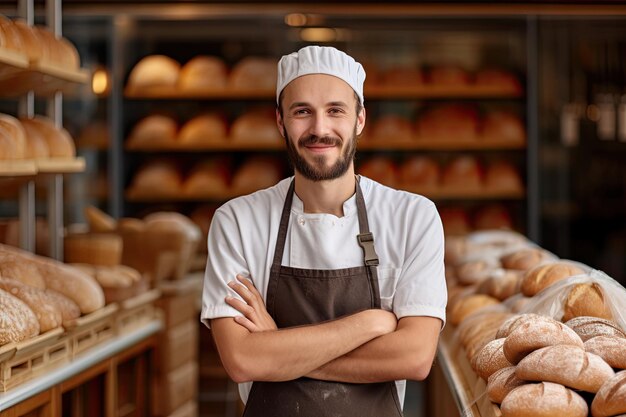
[211,309,396,383]
[307,316,442,383]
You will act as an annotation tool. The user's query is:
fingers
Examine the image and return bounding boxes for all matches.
[226,296,255,317]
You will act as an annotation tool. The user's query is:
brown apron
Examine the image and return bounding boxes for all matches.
[242,178,403,417]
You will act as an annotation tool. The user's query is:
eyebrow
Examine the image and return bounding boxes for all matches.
[288,101,349,110]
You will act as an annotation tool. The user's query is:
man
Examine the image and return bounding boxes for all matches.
[201,45,447,417]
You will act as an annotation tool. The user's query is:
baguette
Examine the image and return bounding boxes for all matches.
[486,366,526,404]
[565,316,626,342]
[503,317,584,364]
[471,338,512,380]
[516,344,615,393]
[591,370,626,417]
[521,262,585,296]
[500,382,587,417]
[584,336,626,370]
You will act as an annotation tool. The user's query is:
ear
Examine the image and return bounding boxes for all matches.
[356,107,366,136]
[276,108,285,138]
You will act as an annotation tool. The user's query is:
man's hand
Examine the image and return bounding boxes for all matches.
[225,275,277,332]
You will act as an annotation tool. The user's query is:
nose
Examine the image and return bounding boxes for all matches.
[308,112,331,138]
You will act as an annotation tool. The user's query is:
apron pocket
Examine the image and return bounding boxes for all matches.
[376,266,400,310]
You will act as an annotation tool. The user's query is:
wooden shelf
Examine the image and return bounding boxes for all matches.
[35,157,86,174]
[0,48,29,75]
[126,186,524,203]
[0,160,38,177]
[124,84,522,100]
[125,140,283,152]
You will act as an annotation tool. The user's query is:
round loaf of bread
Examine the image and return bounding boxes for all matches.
[591,370,626,417]
[456,259,499,285]
[0,288,40,345]
[56,36,80,69]
[178,55,227,91]
[183,159,231,196]
[565,316,625,342]
[358,156,398,187]
[521,262,586,297]
[496,313,551,339]
[230,110,281,143]
[0,277,62,332]
[399,156,439,188]
[232,156,283,193]
[500,382,588,417]
[22,116,50,159]
[370,115,413,141]
[471,338,513,380]
[428,65,471,86]
[503,317,584,364]
[500,248,549,271]
[44,289,81,323]
[0,114,26,159]
[0,16,24,53]
[417,104,478,142]
[127,115,178,148]
[563,283,613,322]
[229,57,277,90]
[12,20,45,62]
[20,116,75,158]
[516,344,615,393]
[379,66,424,86]
[441,155,482,189]
[585,336,626,370]
[477,269,523,301]
[485,162,523,192]
[131,161,182,194]
[482,111,525,142]
[487,366,526,404]
[474,204,513,231]
[178,113,227,145]
[0,127,16,160]
[127,55,180,90]
[144,212,202,243]
[33,26,64,65]
[509,295,532,313]
[449,293,500,326]
[458,311,513,347]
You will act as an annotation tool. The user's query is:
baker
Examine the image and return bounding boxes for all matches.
[201,45,447,416]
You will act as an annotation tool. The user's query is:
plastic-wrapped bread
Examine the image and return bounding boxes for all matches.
[229,57,277,90]
[370,115,413,141]
[20,116,75,158]
[584,336,626,369]
[428,65,471,86]
[127,55,180,90]
[131,160,183,195]
[183,159,231,196]
[231,110,281,143]
[475,69,522,93]
[178,55,228,91]
[0,288,40,346]
[416,105,479,142]
[0,113,26,159]
[127,115,178,148]
[485,162,523,192]
[379,67,424,86]
[500,382,588,417]
[564,316,625,342]
[482,111,526,142]
[474,204,513,231]
[521,262,586,297]
[178,113,227,145]
[399,156,440,187]
[0,277,62,332]
[562,284,614,322]
[516,344,615,393]
[500,248,553,272]
[232,156,283,193]
[441,156,482,189]
[358,156,398,187]
[591,370,626,417]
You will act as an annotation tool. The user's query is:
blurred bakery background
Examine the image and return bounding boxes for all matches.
[1,1,626,417]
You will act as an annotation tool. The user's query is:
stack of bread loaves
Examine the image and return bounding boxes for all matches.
[444,230,626,417]
[0,113,76,160]
[0,243,105,346]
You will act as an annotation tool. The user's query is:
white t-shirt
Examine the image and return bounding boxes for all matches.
[201,176,447,406]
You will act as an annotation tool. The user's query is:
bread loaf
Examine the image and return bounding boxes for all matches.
[485,162,523,192]
[439,208,471,236]
[565,316,625,342]
[0,277,62,332]
[0,114,26,159]
[84,205,117,233]
[231,110,281,143]
[0,127,16,160]
[476,269,522,301]
[486,366,526,404]
[183,159,231,196]
[503,317,584,364]
[500,382,588,417]
[94,265,142,288]
[144,212,202,243]
[482,111,525,142]
[358,156,398,187]
[131,161,182,194]
[232,157,283,193]
[516,344,615,393]
[399,156,439,188]
[521,262,586,297]
[449,293,500,326]
[379,67,424,86]
[178,113,227,145]
[428,66,471,86]
[22,116,50,158]
[0,16,24,53]
[474,204,513,231]
[0,251,46,288]
[116,217,146,233]
[475,69,522,93]
[500,248,549,271]
[563,283,613,322]
[44,289,81,323]
[178,55,227,91]
[12,20,45,62]
[456,259,499,285]
[0,288,39,345]
[441,156,482,189]
[128,55,180,90]
[64,233,123,266]
[370,115,413,141]
[471,338,513,380]
[458,311,513,347]
[417,104,478,142]
[127,115,178,148]
[496,313,552,339]
[20,116,75,158]
[584,336,626,370]
[229,57,277,90]
[56,36,80,69]
[591,370,626,417]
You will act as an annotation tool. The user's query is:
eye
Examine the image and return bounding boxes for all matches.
[293,108,310,116]
[328,107,345,115]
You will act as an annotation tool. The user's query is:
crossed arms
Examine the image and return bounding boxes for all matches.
[210,275,442,384]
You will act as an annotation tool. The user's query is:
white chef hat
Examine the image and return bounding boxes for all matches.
[276,45,366,106]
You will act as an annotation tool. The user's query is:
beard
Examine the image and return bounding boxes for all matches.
[284,125,358,182]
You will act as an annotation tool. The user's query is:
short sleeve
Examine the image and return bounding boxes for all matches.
[200,208,249,328]
[393,200,447,328]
